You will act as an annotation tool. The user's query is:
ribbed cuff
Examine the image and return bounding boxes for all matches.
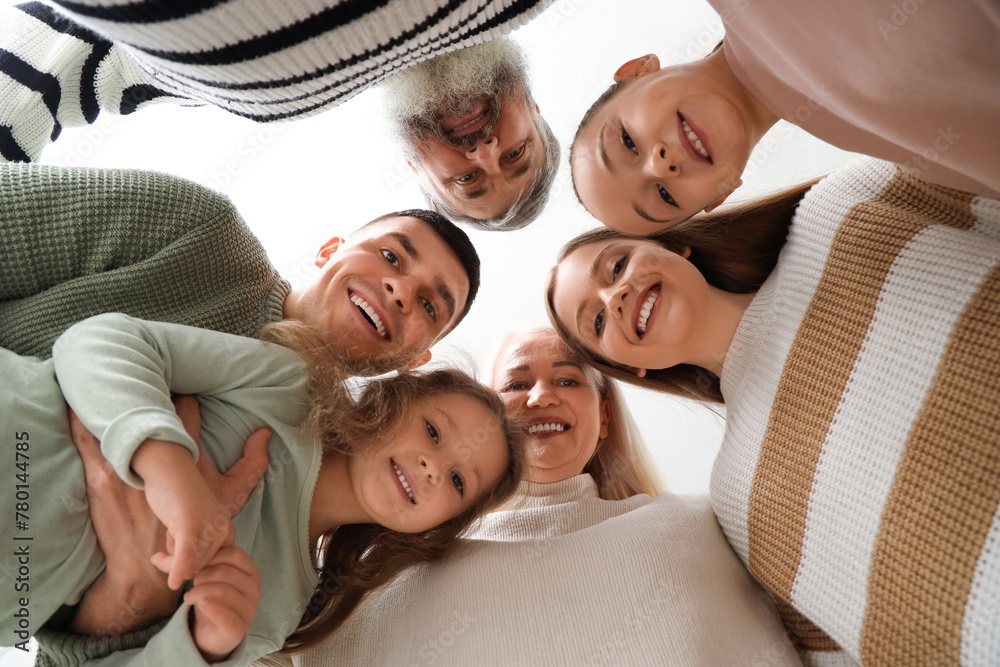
[34,605,168,667]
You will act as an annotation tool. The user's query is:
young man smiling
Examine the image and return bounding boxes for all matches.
[0,163,480,375]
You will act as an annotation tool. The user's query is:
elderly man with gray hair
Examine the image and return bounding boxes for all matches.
[383,38,560,231]
[0,0,558,228]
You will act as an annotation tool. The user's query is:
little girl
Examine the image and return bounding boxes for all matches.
[1,312,524,664]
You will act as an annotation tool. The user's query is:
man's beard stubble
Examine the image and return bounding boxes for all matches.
[383,39,530,150]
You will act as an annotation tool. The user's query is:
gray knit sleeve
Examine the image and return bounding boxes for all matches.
[0,163,288,358]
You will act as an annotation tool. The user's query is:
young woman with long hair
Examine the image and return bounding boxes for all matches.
[547,158,1000,664]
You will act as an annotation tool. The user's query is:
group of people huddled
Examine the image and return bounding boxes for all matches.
[1,0,998,665]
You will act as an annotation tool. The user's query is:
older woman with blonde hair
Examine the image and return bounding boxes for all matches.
[250,329,799,666]
[490,328,661,500]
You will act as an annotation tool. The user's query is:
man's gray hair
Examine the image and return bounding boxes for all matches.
[416,111,561,231]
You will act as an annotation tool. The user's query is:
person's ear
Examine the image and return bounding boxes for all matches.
[598,399,611,440]
[614,54,661,83]
[397,350,432,373]
[314,236,346,268]
[703,178,743,213]
[635,368,647,379]
[679,245,692,259]
[535,103,540,114]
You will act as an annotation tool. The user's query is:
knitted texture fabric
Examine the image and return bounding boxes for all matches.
[259,476,800,666]
[711,158,1000,666]
[0,162,289,358]
[8,315,320,666]
[32,605,167,667]
[0,0,554,161]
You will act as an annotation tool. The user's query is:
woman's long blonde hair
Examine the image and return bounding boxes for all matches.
[261,321,525,652]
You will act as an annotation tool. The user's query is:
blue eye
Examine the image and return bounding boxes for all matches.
[425,420,439,443]
[658,185,677,207]
[505,146,524,160]
[456,173,475,183]
[451,470,465,496]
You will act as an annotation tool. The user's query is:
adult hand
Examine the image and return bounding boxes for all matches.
[67,409,179,635]
[67,400,271,635]
[174,395,270,516]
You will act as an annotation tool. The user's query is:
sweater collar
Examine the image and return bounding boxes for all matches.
[462,475,601,542]
[498,474,599,509]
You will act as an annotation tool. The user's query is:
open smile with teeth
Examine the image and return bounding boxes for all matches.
[350,293,388,339]
[452,111,487,134]
[392,460,415,504]
[680,115,711,161]
[637,286,660,336]
[526,422,569,435]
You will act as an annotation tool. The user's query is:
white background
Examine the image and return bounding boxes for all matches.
[2,0,856,664]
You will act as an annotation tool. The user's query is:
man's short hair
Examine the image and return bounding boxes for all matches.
[364,209,481,332]
[417,111,561,231]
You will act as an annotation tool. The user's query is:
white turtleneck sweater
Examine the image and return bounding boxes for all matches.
[255,475,800,666]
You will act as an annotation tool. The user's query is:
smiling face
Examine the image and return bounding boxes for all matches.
[384,38,545,222]
[552,238,713,372]
[572,54,755,234]
[492,331,610,483]
[412,96,544,221]
[291,216,470,373]
[347,392,510,533]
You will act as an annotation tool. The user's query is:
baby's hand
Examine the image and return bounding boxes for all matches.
[135,439,234,589]
[184,546,261,662]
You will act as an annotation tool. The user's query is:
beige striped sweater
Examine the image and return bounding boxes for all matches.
[711,158,1000,666]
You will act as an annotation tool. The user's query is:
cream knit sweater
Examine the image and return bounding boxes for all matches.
[254,475,801,666]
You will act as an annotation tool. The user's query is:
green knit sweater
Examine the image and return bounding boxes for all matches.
[0,163,290,358]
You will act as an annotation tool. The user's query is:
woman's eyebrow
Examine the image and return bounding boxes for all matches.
[633,202,675,225]
[598,124,616,174]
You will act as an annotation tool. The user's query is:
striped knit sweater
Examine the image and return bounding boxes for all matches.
[711,158,1000,666]
[0,0,553,162]
[0,162,289,358]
